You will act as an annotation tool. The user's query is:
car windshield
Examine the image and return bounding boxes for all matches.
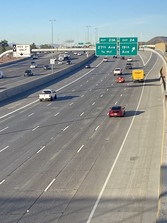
[111,106,121,110]
[43,90,51,94]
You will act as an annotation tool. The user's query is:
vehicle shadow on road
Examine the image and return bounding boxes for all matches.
[56,95,79,101]
[125,110,145,117]
[5,75,20,78]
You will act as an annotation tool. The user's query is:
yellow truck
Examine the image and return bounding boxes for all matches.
[132,69,145,82]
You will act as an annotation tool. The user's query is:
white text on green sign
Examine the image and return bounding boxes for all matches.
[120,43,138,56]
[96,43,117,56]
[99,37,117,43]
[119,37,138,43]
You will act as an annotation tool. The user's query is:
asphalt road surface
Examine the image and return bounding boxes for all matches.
[0,50,164,223]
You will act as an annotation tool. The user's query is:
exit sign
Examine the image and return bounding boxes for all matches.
[99,37,117,43]
[119,37,138,56]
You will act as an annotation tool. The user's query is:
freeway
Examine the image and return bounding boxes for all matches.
[0,50,164,223]
[0,51,87,89]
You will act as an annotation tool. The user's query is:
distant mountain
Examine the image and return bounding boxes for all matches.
[146,36,167,44]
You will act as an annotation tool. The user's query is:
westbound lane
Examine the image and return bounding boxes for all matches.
[0,50,163,223]
[0,51,88,89]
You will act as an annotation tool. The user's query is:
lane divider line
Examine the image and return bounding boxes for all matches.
[44,178,55,192]
[77,145,84,153]
[0,146,9,153]
[37,146,46,154]
[0,126,8,133]
[32,126,39,131]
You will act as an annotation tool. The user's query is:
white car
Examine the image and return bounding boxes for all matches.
[0,71,4,78]
[30,62,37,68]
[114,68,122,75]
[127,57,132,62]
[103,57,108,62]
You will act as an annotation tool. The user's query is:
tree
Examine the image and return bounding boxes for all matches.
[0,40,9,53]
[40,44,52,49]
[30,43,38,50]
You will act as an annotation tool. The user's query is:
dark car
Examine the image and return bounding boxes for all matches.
[24,70,34,76]
[108,106,125,117]
[126,62,132,69]
[66,60,71,65]
[85,64,91,69]
[43,65,51,70]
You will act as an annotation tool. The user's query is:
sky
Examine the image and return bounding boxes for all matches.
[1,0,167,45]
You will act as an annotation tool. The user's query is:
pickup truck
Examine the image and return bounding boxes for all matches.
[39,89,57,101]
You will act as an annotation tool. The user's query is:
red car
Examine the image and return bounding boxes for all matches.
[116,76,125,83]
[109,106,125,117]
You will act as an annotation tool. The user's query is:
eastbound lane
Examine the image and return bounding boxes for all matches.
[0,50,164,223]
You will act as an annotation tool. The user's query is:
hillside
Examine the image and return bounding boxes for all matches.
[147,36,167,44]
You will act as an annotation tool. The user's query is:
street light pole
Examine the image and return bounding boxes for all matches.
[86,25,91,44]
[95,27,99,44]
[49,19,56,73]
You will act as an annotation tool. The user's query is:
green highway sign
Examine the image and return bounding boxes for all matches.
[96,36,138,56]
[119,44,138,56]
[96,43,117,56]
[119,37,138,43]
[99,37,117,43]
[119,37,138,56]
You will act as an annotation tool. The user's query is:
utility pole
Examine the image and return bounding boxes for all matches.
[49,19,56,73]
